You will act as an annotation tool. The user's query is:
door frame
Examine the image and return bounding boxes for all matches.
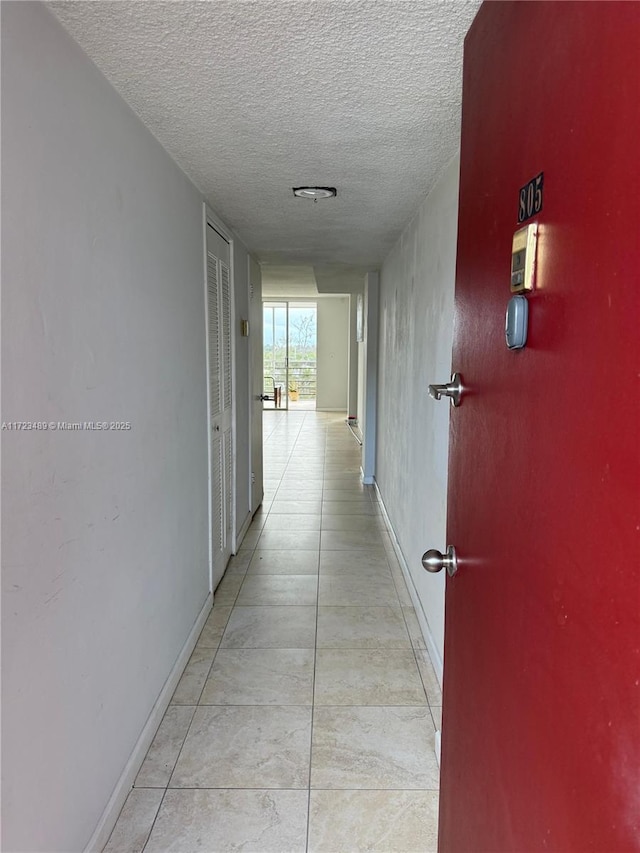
[263,299,320,411]
[248,255,264,515]
[203,204,236,592]
[262,301,290,411]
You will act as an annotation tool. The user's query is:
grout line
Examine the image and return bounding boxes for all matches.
[306,412,324,853]
[128,414,406,850]
[146,786,440,792]
[140,787,169,852]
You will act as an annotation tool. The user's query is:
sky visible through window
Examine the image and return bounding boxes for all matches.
[263,303,317,352]
[263,302,317,401]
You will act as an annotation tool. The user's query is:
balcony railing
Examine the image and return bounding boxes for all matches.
[264,359,316,399]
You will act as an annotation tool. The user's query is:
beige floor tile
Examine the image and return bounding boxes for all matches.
[154,413,445,841]
[171,705,312,788]
[322,489,374,502]
[279,479,324,489]
[318,573,399,607]
[135,706,196,787]
[274,488,324,501]
[258,529,321,551]
[379,530,396,550]
[221,606,317,648]
[403,605,428,650]
[251,500,272,517]
[323,474,363,484]
[319,549,390,575]
[320,515,384,532]
[214,573,244,605]
[201,649,314,705]
[196,605,232,649]
[314,649,428,705]
[227,551,253,571]
[103,788,164,853]
[262,513,321,531]
[237,574,318,606]
[321,529,385,550]
[391,568,414,605]
[171,648,215,704]
[430,705,442,729]
[252,502,273,516]
[248,549,319,575]
[322,501,377,516]
[316,605,410,649]
[311,706,439,789]
[270,501,322,514]
[308,790,439,853]
[240,530,262,549]
[416,649,443,705]
[248,514,268,531]
[145,789,308,853]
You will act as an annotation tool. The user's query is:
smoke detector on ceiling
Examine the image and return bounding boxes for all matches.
[293,187,337,201]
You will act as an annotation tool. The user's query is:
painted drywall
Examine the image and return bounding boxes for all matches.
[347,292,360,420]
[249,257,264,513]
[361,273,380,484]
[357,337,367,439]
[233,236,253,541]
[316,297,349,411]
[1,5,210,850]
[376,154,459,668]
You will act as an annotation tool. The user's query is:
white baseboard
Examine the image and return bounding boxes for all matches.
[84,592,213,852]
[373,483,444,761]
[373,480,443,683]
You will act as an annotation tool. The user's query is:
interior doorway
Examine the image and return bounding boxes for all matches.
[263,301,317,410]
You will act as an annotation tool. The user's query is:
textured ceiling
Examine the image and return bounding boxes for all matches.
[261,263,373,297]
[49,0,480,270]
[261,265,318,298]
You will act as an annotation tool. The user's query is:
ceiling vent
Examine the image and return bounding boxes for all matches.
[292,187,337,201]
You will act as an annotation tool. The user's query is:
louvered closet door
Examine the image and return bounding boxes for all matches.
[206,224,233,589]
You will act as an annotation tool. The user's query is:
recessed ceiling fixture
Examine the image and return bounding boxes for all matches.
[293,187,337,202]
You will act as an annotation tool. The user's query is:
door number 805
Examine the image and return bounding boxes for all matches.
[518,172,544,223]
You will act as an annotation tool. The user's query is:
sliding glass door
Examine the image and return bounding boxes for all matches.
[262,302,288,409]
[263,301,317,410]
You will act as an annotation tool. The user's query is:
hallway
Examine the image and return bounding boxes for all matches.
[105,412,442,852]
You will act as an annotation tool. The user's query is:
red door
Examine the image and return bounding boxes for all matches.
[439,3,640,851]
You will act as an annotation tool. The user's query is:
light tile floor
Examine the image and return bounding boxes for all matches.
[104,412,442,852]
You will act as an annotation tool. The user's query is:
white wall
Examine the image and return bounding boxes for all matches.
[1,5,211,850]
[376,155,460,670]
[249,257,264,513]
[316,296,349,411]
[360,273,380,484]
[233,237,253,540]
[347,293,360,419]
[357,336,366,437]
